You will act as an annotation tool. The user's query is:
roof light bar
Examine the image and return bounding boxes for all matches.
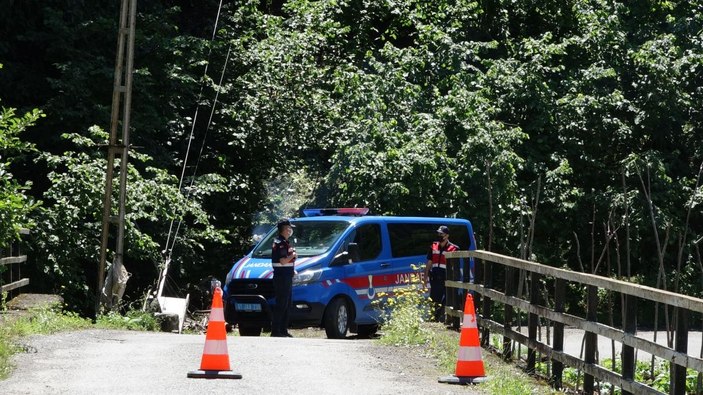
[302,208,369,217]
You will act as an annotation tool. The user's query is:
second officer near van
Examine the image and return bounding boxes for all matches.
[271,219,297,337]
[424,225,458,321]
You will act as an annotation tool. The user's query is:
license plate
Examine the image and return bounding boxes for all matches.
[236,303,261,312]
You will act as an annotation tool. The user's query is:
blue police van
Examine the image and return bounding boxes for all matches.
[223,209,476,338]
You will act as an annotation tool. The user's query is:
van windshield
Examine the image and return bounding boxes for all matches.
[252,220,350,258]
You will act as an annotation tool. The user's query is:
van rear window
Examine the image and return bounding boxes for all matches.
[388,223,470,258]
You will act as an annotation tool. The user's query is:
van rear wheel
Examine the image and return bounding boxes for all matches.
[324,298,349,339]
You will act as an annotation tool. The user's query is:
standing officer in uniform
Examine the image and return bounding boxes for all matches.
[424,225,458,322]
[271,219,297,337]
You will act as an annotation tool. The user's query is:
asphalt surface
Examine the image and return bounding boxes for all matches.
[3,329,478,395]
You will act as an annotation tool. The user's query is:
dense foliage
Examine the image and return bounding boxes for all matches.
[0,68,42,249]
[1,1,702,316]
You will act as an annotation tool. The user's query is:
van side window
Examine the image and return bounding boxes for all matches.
[353,224,382,261]
[389,223,470,257]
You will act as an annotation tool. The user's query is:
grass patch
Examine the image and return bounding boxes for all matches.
[95,310,159,331]
[1,306,160,380]
[374,272,562,394]
[482,353,563,394]
[0,308,92,379]
[6,309,92,337]
[428,323,461,372]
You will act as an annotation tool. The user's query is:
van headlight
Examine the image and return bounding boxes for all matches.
[293,269,322,286]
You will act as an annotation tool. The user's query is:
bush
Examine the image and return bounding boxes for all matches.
[372,266,434,346]
[96,310,159,331]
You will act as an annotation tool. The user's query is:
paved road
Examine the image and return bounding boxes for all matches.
[3,329,477,395]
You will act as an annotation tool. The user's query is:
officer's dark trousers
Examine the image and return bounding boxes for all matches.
[272,267,294,336]
[429,267,446,322]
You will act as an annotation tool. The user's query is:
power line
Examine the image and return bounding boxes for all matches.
[167,44,233,259]
[157,0,227,299]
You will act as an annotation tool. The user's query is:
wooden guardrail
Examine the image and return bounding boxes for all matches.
[1,228,30,294]
[444,249,703,395]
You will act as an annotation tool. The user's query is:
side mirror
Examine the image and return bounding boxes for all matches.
[332,251,349,266]
[331,242,361,266]
[348,242,361,263]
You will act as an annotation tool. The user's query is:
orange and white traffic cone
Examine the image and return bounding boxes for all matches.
[187,286,242,379]
[439,293,487,385]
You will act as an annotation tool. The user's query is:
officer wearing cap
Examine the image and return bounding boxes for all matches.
[271,219,297,337]
[424,225,458,322]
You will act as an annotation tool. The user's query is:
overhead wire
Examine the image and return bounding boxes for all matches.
[162,0,224,256]
[168,44,233,257]
[157,0,228,297]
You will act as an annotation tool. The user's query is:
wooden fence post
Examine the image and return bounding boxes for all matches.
[672,307,689,395]
[444,256,453,327]
[527,272,541,374]
[445,257,460,329]
[503,266,516,360]
[481,256,493,347]
[622,294,637,395]
[552,278,565,389]
[463,255,472,303]
[584,285,598,393]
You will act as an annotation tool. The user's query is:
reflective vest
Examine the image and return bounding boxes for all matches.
[431,241,458,269]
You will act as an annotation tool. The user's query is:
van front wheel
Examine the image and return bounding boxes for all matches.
[238,324,262,336]
[324,298,349,339]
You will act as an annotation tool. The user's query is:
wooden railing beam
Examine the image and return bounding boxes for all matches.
[445,249,703,394]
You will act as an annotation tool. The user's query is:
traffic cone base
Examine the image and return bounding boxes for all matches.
[187,369,243,379]
[439,293,487,386]
[187,286,242,380]
[438,375,489,385]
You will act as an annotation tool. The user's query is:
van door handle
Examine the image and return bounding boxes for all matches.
[380,263,391,268]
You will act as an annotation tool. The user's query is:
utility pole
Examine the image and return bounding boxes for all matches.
[97,0,137,315]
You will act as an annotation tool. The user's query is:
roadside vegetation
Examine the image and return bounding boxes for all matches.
[374,272,563,394]
[373,272,703,395]
[483,332,703,394]
[0,309,87,379]
[0,297,158,380]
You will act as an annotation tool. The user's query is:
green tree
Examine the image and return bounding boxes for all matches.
[2,0,703,318]
[30,127,227,313]
[0,83,42,248]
